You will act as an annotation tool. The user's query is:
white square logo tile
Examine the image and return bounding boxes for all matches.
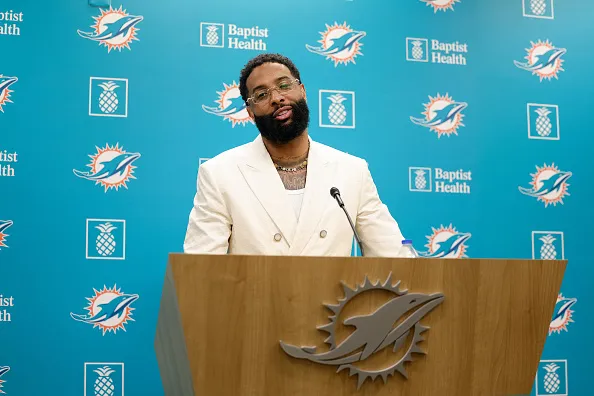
[523,0,554,19]
[528,103,559,140]
[409,167,432,192]
[89,77,128,118]
[535,359,567,396]
[406,37,429,62]
[532,231,564,260]
[200,23,225,48]
[84,362,124,396]
[86,219,126,260]
[319,90,355,129]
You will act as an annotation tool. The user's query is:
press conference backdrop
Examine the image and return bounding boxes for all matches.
[1,0,592,394]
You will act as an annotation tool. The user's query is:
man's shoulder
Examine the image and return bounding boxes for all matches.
[313,139,368,168]
[198,138,254,171]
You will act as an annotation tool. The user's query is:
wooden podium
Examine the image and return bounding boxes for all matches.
[155,254,566,396]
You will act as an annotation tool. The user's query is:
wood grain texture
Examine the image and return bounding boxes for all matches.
[161,254,566,396]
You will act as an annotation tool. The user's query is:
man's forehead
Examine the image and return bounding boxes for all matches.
[247,63,292,88]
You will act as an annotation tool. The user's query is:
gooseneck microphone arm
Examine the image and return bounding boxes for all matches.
[330,187,365,257]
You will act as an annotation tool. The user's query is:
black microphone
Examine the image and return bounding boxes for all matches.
[330,187,365,257]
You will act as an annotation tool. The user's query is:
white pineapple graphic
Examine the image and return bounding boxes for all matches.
[96,222,117,257]
[98,81,119,114]
[327,94,348,125]
[542,363,561,393]
[93,366,116,396]
[530,0,547,16]
[539,234,557,260]
[412,40,424,60]
[414,169,427,190]
[206,25,219,45]
[535,107,553,137]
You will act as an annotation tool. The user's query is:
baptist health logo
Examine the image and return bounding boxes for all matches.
[200,23,268,50]
[73,144,141,192]
[409,167,471,194]
[71,285,139,335]
[528,103,559,140]
[202,81,252,127]
[319,90,355,128]
[0,366,10,395]
[418,224,471,258]
[514,40,566,81]
[0,149,17,177]
[410,93,467,138]
[0,293,14,322]
[519,163,571,207]
[420,0,461,13]
[0,220,13,250]
[89,77,128,118]
[86,219,126,260]
[536,360,568,396]
[85,363,124,396]
[523,0,554,19]
[0,74,17,113]
[406,38,468,65]
[0,10,23,36]
[77,6,143,52]
[306,22,365,67]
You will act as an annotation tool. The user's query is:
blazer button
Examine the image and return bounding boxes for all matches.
[320,230,327,238]
[274,233,282,242]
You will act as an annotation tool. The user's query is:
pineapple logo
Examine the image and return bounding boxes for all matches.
[406,38,429,62]
[418,224,471,258]
[414,170,428,190]
[71,285,139,335]
[408,167,432,192]
[90,77,128,118]
[319,90,355,128]
[84,363,124,396]
[0,75,17,113]
[206,25,219,45]
[98,82,119,113]
[0,220,13,250]
[410,93,467,138]
[87,219,126,260]
[514,40,566,82]
[532,231,564,260]
[549,293,577,335]
[523,0,554,19]
[518,163,571,207]
[0,366,9,395]
[528,103,559,140]
[306,22,365,67]
[411,40,424,59]
[73,143,141,192]
[77,5,143,53]
[280,273,444,389]
[536,360,568,395]
[202,81,253,127]
[420,0,461,13]
[200,23,224,48]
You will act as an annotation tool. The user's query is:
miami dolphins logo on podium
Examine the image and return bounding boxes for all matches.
[0,75,18,113]
[70,285,139,335]
[202,81,252,128]
[514,40,566,81]
[518,163,571,207]
[420,0,461,13]
[306,22,365,67]
[280,273,444,389]
[549,293,577,335]
[0,366,9,394]
[410,93,467,138]
[77,5,143,53]
[418,224,471,258]
[73,143,141,192]
[0,220,13,250]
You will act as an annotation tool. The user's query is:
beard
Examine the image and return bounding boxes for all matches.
[253,99,310,145]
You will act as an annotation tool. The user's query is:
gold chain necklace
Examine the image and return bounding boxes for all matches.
[272,141,310,172]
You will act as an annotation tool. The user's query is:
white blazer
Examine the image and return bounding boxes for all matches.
[183,135,407,257]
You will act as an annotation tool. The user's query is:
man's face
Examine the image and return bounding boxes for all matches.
[245,62,309,145]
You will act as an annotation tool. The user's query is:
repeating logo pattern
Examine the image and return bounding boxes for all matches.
[73,144,141,192]
[89,77,129,118]
[306,22,365,66]
[528,103,559,140]
[420,0,461,13]
[70,285,139,335]
[410,93,467,138]
[0,220,13,249]
[86,219,126,260]
[77,6,143,52]
[84,363,124,396]
[202,81,252,127]
[0,366,9,395]
[519,164,571,207]
[319,90,355,128]
[549,293,577,335]
[535,360,568,395]
[514,40,566,81]
[0,75,17,113]
[418,224,471,258]
[523,0,554,19]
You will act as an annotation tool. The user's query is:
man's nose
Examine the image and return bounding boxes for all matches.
[269,89,285,105]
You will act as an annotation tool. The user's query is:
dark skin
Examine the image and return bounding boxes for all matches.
[245,63,309,190]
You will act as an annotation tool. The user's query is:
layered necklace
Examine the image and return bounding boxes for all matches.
[272,141,310,172]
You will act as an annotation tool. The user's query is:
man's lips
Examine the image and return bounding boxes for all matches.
[273,106,292,121]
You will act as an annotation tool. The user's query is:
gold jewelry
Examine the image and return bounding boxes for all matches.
[274,159,308,172]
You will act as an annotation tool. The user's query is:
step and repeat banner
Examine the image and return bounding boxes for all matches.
[1,0,591,394]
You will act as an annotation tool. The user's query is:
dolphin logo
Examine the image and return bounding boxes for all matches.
[551,296,577,329]
[0,76,18,95]
[70,293,139,324]
[410,102,467,128]
[73,152,141,181]
[306,30,366,56]
[0,366,9,392]
[202,95,246,117]
[518,171,572,197]
[514,47,566,72]
[77,15,143,42]
[419,232,471,258]
[0,220,13,234]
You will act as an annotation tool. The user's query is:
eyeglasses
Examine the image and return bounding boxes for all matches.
[247,78,300,105]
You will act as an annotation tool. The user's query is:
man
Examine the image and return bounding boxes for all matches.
[183,53,407,257]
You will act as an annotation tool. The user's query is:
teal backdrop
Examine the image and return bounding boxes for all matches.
[1,0,591,394]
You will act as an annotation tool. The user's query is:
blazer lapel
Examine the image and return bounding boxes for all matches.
[290,139,337,255]
[238,135,298,246]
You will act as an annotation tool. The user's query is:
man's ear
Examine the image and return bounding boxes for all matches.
[246,104,255,120]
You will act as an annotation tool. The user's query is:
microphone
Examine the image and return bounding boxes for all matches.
[330,187,365,257]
